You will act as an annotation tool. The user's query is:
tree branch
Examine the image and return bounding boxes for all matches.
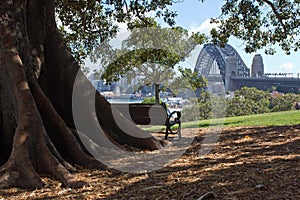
[260,0,288,35]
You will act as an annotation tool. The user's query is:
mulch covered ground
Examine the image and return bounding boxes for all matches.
[1,125,299,200]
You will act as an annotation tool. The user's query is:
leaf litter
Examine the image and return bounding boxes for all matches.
[0,125,299,199]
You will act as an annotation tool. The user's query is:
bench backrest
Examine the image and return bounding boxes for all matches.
[112,103,168,125]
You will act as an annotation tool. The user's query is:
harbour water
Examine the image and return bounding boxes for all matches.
[107,98,143,104]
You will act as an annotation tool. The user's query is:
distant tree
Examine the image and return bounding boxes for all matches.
[226,96,256,116]
[226,87,270,116]
[270,93,300,112]
[197,91,214,119]
[101,24,203,104]
[267,86,277,93]
[176,67,208,94]
[181,91,226,122]
[181,98,202,122]
[141,96,162,104]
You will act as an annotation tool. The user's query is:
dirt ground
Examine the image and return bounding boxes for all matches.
[1,125,299,200]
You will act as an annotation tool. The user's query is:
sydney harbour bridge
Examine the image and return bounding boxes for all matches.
[194,44,300,93]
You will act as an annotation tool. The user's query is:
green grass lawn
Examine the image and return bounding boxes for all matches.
[183,110,300,128]
[144,110,300,131]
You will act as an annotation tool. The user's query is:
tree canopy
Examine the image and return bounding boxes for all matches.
[211,0,300,54]
[99,24,200,103]
[56,0,300,61]
[55,0,178,61]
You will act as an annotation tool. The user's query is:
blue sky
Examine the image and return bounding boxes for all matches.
[169,0,300,76]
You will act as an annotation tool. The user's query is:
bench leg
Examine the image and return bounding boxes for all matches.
[165,126,170,140]
[178,122,181,139]
[165,125,181,140]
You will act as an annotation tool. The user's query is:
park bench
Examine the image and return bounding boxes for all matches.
[112,103,181,139]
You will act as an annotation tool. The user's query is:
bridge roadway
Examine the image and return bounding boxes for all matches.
[206,75,223,82]
[230,76,300,93]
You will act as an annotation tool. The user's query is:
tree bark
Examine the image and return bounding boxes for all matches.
[0,0,165,189]
[155,84,160,104]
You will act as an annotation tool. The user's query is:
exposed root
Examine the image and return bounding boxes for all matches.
[36,141,88,188]
[0,163,43,189]
[0,0,170,190]
[29,79,108,170]
[0,130,43,189]
[0,49,91,189]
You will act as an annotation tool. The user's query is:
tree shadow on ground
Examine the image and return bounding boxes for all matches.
[102,125,300,199]
[0,125,299,199]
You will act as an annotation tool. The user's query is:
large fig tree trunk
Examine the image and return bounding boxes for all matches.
[0,0,164,189]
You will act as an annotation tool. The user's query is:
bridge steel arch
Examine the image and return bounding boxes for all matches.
[194,44,250,86]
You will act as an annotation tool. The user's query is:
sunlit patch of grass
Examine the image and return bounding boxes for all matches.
[144,110,300,131]
[183,110,300,128]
